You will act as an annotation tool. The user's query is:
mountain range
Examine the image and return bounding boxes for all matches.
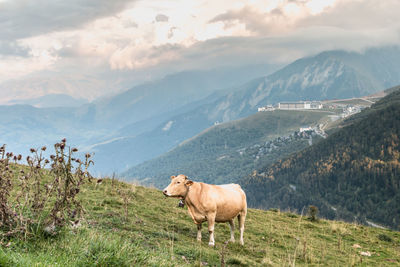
[0,64,276,160]
[2,47,400,176]
[93,46,400,174]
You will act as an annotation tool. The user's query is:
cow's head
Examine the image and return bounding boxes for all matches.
[163,174,193,198]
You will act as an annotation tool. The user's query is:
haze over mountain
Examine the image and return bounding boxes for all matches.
[8,94,88,108]
[0,64,276,160]
[88,64,278,129]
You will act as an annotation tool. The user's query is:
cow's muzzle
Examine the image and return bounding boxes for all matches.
[163,190,169,197]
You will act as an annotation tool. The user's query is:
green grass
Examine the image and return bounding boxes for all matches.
[1,178,400,266]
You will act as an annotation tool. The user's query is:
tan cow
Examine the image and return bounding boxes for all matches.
[163,174,247,246]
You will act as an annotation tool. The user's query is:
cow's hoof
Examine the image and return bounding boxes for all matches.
[229,238,235,243]
[208,242,215,247]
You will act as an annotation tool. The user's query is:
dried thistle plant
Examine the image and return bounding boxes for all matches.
[0,139,93,240]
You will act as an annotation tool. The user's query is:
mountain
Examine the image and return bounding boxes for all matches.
[8,93,88,108]
[241,87,400,229]
[89,64,278,130]
[177,46,400,125]
[92,46,400,174]
[123,110,332,188]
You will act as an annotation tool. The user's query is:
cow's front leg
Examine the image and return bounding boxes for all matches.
[197,223,202,242]
[207,213,216,246]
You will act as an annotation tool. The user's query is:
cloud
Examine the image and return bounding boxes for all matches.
[0,0,137,41]
[209,6,275,34]
[1,0,400,100]
[0,41,29,56]
[299,0,400,30]
[155,14,169,22]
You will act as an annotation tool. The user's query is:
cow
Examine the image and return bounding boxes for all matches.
[163,174,247,246]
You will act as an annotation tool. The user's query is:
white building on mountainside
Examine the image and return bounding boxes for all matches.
[276,101,323,110]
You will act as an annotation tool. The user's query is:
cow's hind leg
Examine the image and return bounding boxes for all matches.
[238,210,246,245]
[228,219,235,242]
[197,223,202,242]
[207,213,216,246]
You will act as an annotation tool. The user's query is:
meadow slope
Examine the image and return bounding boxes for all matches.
[1,178,399,266]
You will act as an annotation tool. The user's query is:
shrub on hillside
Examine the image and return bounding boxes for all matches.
[0,139,93,239]
[308,205,319,222]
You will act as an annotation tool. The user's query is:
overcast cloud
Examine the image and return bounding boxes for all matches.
[0,0,136,41]
[1,0,400,102]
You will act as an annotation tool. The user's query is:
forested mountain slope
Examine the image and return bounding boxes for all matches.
[124,110,331,188]
[242,88,400,229]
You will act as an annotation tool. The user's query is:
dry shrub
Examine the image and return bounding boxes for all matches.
[0,139,93,239]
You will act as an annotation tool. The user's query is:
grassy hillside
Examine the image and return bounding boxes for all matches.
[124,110,332,188]
[1,177,399,266]
[242,88,400,229]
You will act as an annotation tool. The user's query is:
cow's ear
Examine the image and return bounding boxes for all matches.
[170,175,176,180]
[185,180,193,186]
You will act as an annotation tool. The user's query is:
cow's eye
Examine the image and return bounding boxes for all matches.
[177,182,180,184]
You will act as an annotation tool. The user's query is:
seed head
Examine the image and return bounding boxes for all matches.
[30,148,36,153]
[44,159,50,164]
[58,157,63,163]
[72,148,78,152]
[61,138,67,143]
[85,153,91,158]
[41,146,47,151]
[60,143,65,150]
[17,154,22,161]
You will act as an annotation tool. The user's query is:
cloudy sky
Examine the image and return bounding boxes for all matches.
[1,0,400,102]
